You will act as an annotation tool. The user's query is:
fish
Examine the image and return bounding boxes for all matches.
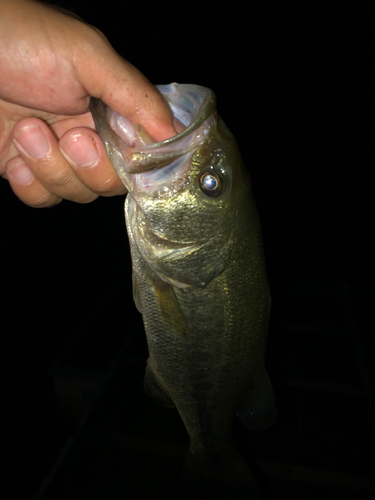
[90,83,276,498]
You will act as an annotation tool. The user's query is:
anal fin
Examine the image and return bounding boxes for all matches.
[238,370,277,431]
[144,359,175,408]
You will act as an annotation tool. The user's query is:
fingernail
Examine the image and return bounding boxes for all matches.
[61,134,99,167]
[14,125,50,158]
[7,159,34,186]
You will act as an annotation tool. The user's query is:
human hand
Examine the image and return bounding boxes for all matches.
[0,0,176,207]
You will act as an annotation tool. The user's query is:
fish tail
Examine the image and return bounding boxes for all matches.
[182,446,262,500]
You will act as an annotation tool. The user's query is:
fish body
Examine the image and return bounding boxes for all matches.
[90,84,276,497]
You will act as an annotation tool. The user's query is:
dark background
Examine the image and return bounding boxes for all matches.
[1,1,374,498]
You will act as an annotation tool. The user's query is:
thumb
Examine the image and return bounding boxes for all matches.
[77,30,177,142]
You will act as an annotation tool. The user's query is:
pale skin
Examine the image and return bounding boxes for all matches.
[0,0,177,207]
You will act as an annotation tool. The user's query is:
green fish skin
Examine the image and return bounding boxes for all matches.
[90,84,276,498]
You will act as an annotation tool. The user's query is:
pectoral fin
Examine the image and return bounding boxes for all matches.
[237,371,277,431]
[144,359,175,408]
[152,278,189,338]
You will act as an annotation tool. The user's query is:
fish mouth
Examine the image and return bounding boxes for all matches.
[132,150,194,198]
[90,84,217,183]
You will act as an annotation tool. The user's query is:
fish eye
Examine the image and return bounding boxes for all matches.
[199,172,222,197]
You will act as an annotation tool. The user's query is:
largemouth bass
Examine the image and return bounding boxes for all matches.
[90,83,276,498]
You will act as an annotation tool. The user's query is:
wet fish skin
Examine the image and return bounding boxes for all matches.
[90,84,276,497]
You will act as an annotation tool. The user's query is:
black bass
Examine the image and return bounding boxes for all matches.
[90,83,276,498]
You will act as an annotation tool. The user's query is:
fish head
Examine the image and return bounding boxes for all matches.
[90,84,252,288]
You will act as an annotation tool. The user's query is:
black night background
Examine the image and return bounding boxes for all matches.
[1,1,374,498]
